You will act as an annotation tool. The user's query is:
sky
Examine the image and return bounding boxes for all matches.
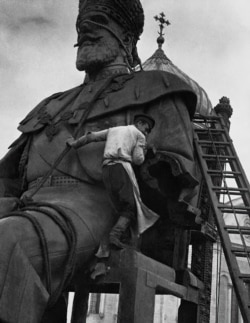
[0,0,250,181]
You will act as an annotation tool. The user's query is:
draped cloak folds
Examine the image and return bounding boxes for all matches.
[0,69,200,243]
[0,70,200,321]
[0,70,199,205]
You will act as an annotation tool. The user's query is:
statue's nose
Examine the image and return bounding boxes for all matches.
[81,19,102,33]
[80,21,92,33]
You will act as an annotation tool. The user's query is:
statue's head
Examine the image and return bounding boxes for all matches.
[75,0,144,73]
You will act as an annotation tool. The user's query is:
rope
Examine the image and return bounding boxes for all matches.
[3,201,79,308]
[8,74,125,306]
[1,211,52,295]
[22,203,78,307]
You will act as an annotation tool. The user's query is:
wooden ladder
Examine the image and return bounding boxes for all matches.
[193,114,250,322]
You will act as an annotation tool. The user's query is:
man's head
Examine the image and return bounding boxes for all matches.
[134,115,155,137]
[75,0,144,73]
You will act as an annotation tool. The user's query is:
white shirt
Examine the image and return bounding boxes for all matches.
[82,125,146,165]
[74,125,159,233]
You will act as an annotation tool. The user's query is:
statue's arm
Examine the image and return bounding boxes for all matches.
[0,134,28,198]
[0,134,29,214]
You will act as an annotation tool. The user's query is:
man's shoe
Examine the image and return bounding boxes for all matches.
[109,216,131,249]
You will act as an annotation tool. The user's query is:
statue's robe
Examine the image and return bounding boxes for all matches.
[0,70,199,322]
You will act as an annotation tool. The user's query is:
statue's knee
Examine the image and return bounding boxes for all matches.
[0,221,20,254]
[0,217,32,250]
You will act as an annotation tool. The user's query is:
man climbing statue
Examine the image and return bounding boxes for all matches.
[0,0,199,322]
[67,114,158,249]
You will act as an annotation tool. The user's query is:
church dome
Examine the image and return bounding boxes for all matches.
[139,14,213,116]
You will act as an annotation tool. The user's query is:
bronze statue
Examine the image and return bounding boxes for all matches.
[0,0,199,322]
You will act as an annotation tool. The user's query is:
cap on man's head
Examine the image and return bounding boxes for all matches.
[134,114,155,130]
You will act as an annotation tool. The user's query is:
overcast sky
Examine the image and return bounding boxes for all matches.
[1,0,250,180]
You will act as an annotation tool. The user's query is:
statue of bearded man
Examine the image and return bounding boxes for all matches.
[0,0,199,322]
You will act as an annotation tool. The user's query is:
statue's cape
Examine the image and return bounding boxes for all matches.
[17,70,197,134]
[0,70,200,228]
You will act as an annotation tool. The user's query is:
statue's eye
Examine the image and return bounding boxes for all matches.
[90,14,109,25]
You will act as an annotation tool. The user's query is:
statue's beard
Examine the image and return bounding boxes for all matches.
[76,41,120,72]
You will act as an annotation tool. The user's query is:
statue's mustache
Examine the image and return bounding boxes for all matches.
[76,33,102,47]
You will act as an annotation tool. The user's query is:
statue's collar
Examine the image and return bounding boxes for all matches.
[84,65,130,84]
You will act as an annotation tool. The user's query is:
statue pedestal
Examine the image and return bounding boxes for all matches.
[71,249,204,323]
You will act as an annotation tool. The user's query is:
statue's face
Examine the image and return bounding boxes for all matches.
[76,12,124,73]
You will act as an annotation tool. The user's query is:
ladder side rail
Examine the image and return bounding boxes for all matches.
[194,132,250,323]
[194,117,250,260]
[218,156,250,270]
[218,116,250,207]
[205,115,250,259]
[202,116,228,204]
[207,117,250,265]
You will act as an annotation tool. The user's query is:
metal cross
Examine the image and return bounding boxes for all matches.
[154,12,171,37]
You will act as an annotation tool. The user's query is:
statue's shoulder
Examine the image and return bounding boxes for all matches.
[18,85,83,132]
[137,70,197,118]
[19,85,82,128]
[87,70,197,120]
[133,69,185,86]
[132,70,197,99]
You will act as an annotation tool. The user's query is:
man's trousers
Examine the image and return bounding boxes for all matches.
[102,163,136,220]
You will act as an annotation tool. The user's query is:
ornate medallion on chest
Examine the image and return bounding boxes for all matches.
[36,90,92,141]
[97,74,134,104]
[36,106,76,141]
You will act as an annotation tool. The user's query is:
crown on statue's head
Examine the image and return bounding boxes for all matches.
[77,0,144,41]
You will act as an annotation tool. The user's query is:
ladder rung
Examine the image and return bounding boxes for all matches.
[231,246,250,257]
[226,226,250,234]
[193,118,222,125]
[202,154,236,160]
[219,204,250,210]
[207,170,241,177]
[198,140,231,146]
[193,114,221,120]
[212,186,248,191]
[212,187,249,193]
[195,129,226,134]
[218,205,250,214]
[210,174,241,180]
[239,274,250,282]
[221,209,250,215]
[218,203,250,211]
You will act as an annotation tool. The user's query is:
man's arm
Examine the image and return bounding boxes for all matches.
[67,129,108,149]
[132,134,146,165]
